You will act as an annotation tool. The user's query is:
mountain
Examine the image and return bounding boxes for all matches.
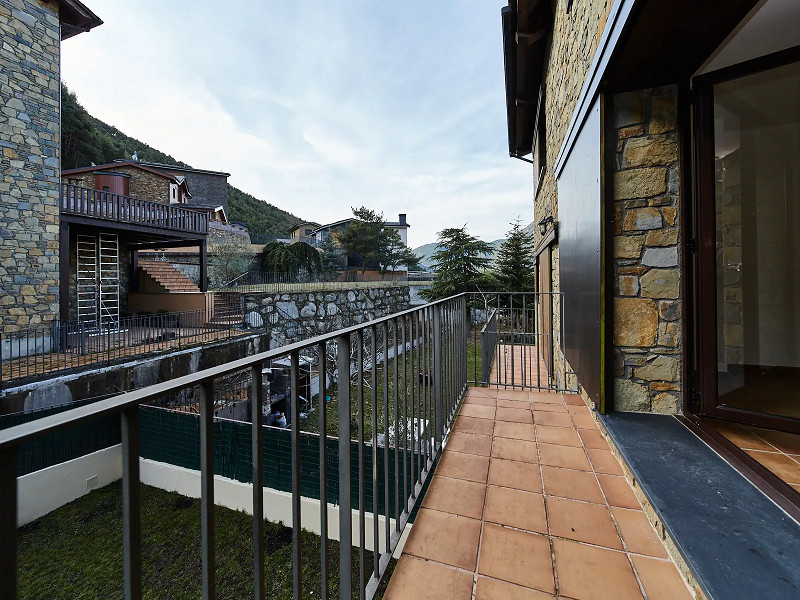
[60,84,307,239]
[413,222,533,269]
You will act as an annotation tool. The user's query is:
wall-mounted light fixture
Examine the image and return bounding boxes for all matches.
[537,215,554,236]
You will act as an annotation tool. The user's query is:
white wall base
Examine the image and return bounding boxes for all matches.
[139,458,411,555]
[17,444,123,526]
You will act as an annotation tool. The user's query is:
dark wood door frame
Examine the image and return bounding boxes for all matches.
[691,45,800,434]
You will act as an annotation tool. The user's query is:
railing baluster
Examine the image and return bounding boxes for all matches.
[336,335,352,600]
[392,320,400,532]
[357,330,366,599]
[433,304,443,451]
[121,407,142,600]
[0,446,18,600]
[251,365,264,600]
[199,379,216,600]
[382,322,390,553]
[290,351,302,599]
[318,341,328,600]
[370,325,378,579]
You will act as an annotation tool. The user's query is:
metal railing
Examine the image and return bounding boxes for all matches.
[0,297,246,387]
[467,291,570,391]
[60,184,209,236]
[0,293,468,599]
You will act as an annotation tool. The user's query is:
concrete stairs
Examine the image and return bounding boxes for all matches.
[211,291,243,328]
[139,261,201,293]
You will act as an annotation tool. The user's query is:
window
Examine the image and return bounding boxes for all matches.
[532,87,546,196]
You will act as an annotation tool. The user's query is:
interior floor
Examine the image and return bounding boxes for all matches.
[704,418,800,495]
[719,368,800,419]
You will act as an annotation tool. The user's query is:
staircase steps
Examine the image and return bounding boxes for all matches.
[211,291,243,328]
[140,261,201,293]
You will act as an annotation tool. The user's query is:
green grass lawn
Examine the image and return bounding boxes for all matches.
[18,483,393,600]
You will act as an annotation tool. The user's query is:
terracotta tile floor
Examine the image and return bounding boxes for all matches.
[707,420,800,494]
[384,387,694,600]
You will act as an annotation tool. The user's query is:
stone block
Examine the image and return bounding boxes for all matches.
[618,124,644,139]
[614,378,650,412]
[651,393,678,414]
[658,322,681,347]
[614,298,658,347]
[650,95,677,134]
[623,207,662,231]
[651,382,679,391]
[645,228,678,247]
[615,168,667,200]
[614,235,644,259]
[658,301,680,321]
[661,206,677,226]
[623,136,677,168]
[640,269,679,299]
[634,356,679,381]
[619,275,639,296]
[642,247,678,267]
[614,92,644,128]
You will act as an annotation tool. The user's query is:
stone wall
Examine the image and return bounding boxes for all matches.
[179,171,228,212]
[114,164,171,204]
[0,0,61,332]
[611,87,682,414]
[242,286,410,347]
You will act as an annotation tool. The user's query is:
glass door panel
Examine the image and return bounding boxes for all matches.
[714,60,800,421]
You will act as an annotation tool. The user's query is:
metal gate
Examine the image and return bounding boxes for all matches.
[75,233,119,328]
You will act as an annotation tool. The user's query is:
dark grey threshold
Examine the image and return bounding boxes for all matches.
[600,412,800,600]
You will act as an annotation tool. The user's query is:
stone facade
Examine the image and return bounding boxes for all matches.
[611,87,682,414]
[0,0,61,332]
[242,287,410,347]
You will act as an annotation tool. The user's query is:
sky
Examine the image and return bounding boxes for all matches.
[61,1,533,247]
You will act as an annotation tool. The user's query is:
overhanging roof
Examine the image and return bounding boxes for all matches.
[59,0,102,40]
[502,0,552,159]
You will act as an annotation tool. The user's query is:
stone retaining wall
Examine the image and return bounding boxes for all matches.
[242,286,410,348]
[611,86,682,413]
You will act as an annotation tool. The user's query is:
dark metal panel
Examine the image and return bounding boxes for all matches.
[557,98,602,404]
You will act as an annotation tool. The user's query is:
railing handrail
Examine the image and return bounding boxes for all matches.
[0,292,464,449]
[59,183,209,235]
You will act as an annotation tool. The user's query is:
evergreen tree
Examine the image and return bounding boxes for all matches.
[376,229,421,278]
[494,219,536,292]
[420,225,493,300]
[260,241,321,276]
[319,234,343,278]
[337,206,385,277]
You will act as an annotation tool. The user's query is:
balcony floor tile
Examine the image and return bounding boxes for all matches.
[389,385,693,599]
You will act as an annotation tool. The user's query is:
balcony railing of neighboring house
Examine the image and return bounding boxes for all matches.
[0,293,470,600]
[60,184,209,236]
[0,297,247,388]
[407,271,434,282]
[217,271,409,293]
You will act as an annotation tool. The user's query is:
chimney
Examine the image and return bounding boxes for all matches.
[399,213,407,225]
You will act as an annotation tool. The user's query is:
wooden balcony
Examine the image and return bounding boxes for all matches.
[60,183,209,237]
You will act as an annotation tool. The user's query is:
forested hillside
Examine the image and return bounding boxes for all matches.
[227,186,307,240]
[60,84,307,238]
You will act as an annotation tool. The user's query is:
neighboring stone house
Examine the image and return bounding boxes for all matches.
[63,161,191,204]
[501,0,799,500]
[0,0,102,333]
[119,160,231,213]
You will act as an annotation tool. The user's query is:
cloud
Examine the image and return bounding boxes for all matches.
[61,0,532,246]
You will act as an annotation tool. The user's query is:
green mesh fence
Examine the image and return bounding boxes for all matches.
[3,402,432,523]
[139,407,428,521]
[0,398,121,477]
